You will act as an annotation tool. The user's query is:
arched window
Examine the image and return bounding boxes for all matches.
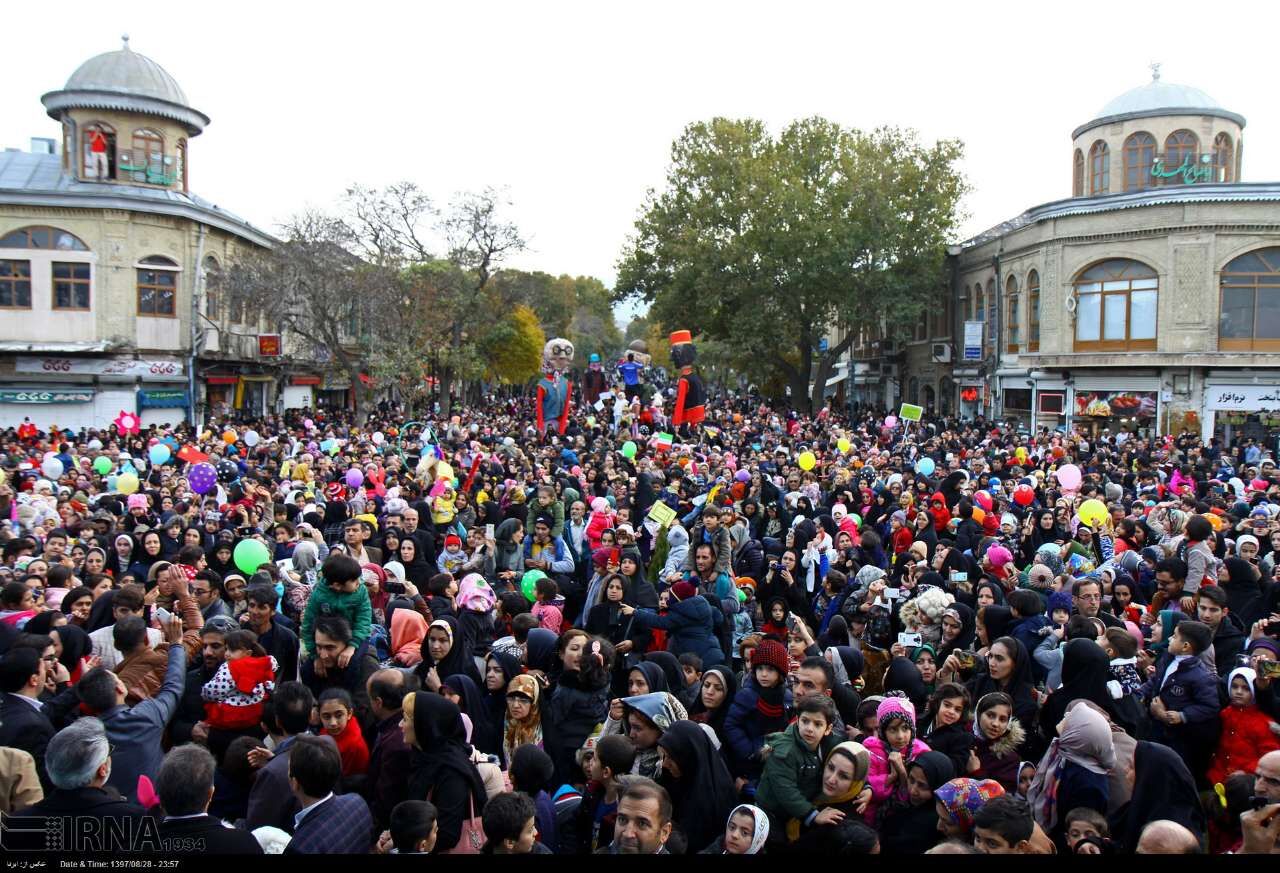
[1214,132,1234,183]
[201,256,220,320]
[1073,259,1158,351]
[1089,141,1110,194]
[137,255,179,317]
[985,278,996,348]
[1220,247,1280,351]
[0,226,89,251]
[81,122,116,182]
[1123,132,1156,192]
[973,283,983,322]
[1161,130,1199,185]
[1027,269,1040,352]
[1005,274,1020,353]
[123,129,166,185]
[1073,149,1084,196]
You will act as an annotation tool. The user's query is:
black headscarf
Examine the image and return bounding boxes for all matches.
[689,666,738,739]
[1221,557,1266,627]
[657,720,739,853]
[524,627,559,673]
[968,636,1038,742]
[1040,638,1115,738]
[883,656,929,713]
[978,605,1014,643]
[399,540,433,587]
[417,615,481,686]
[21,610,62,638]
[976,581,1006,607]
[1108,741,1205,853]
[442,673,489,744]
[407,692,487,808]
[628,660,668,695]
[937,603,976,661]
[818,614,850,649]
[880,750,956,854]
[478,650,522,756]
[645,652,692,705]
[53,624,91,675]
[85,589,117,633]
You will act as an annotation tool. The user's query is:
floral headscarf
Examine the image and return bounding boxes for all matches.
[934,778,1006,833]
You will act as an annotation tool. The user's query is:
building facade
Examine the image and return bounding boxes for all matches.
[945,70,1280,444]
[0,39,342,431]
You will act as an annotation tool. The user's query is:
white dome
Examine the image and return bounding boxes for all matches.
[64,44,189,107]
[1094,80,1223,119]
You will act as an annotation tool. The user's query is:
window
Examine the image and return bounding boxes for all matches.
[0,260,31,308]
[0,225,88,251]
[52,262,90,310]
[178,138,188,193]
[122,129,169,185]
[1073,259,1158,351]
[81,122,116,181]
[1214,132,1234,183]
[202,256,220,319]
[1089,140,1110,194]
[1027,269,1040,352]
[1161,130,1199,185]
[137,255,179,317]
[985,278,996,349]
[959,287,970,326]
[1220,247,1280,351]
[1005,274,1020,353]
[1123,132,1156,192]
[1073,149,1084,196]
[974,283,984,322]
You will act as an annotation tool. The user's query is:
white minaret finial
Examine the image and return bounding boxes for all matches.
[1150,61,1161,82]
[122,33,131,50]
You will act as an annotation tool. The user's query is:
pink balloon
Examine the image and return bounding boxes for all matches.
[1055,463,1082,491]
[884,416,898,428]
[974,491,993,512]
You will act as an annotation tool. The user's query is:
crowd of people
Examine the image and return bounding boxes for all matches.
[2,386,1280,856]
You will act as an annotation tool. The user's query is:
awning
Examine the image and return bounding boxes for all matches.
[205,376,238,385]
[241,374,275,383]
[0,341,111,353]
[290,376,322,386]
[825,372,849,388]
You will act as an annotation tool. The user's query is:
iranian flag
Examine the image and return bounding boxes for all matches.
[654,432,674,451]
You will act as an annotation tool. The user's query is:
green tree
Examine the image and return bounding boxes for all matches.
[615,117,967,413]
[483,304,546,383]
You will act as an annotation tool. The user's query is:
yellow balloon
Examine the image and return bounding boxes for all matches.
[1078,499,1108,527]
[837,438,851,454]
[798,451,816,471]
[117,472,140,495]
[436,462,454,482]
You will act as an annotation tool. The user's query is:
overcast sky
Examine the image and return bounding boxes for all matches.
[5,1,1279,324]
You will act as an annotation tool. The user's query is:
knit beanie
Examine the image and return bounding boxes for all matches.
[444,534,462,549]
[670,580,697,602]
[1047,591,1073,614]
[752,639,790,675]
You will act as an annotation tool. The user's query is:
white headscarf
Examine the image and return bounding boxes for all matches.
[725,804,770,854]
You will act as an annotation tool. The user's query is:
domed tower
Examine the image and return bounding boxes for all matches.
[1070,65,1244,198]
[39,35,209,193]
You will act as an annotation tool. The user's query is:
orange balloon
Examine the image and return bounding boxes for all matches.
[222,430,237,444]
[971,507,986,524]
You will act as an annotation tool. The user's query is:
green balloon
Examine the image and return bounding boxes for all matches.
[621,441,637,459]
[93,456,113,475]
[521,569,546,602]
[234,538,271,575]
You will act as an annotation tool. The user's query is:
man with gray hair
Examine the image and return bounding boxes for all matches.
[15,717,149,827]
[156,744,263,854]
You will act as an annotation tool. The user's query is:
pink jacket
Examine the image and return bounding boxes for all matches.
[862,735,932,823]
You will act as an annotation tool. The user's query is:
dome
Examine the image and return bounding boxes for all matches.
[64,44,190,107]
[41,37,209,135]
[1094,80,1223,119]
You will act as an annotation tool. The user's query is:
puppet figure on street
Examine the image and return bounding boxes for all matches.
[669,330,705,436]
[536,337,575,436]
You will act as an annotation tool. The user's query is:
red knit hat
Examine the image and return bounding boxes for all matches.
[669,581,697,602]
[444,534,462,549]
[752,639,789,675]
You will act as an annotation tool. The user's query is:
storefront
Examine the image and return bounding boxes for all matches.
[1203,380,1280,448]
[1069,376,1161,438]
[0,387,135,432]
[958,383,984,419]
[1,356,187,430]
[137,388,190,428]
[282,375,320,411]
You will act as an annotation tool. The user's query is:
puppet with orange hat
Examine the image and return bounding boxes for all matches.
[669,329,705,435]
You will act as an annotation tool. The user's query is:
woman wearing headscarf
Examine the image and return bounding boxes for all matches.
[1220,556,1267,627]
[1038,638,1119,740]
[658,720,739,853]
[646,651,696,709]
[976,604,1014,643]
[542,633,615,786]
[699,804,770,854]
[882,656,929,714]
[1028,699,1114,848]
[390,607,428,666]
[502,673,544,769]
[403,691,488,853]
[126,530,164,583]
[441,673,489,746]
[879,750,956,854]
[417,615,482,688]
[51,623,91,684]
[1107,740,1205,854]
[962,636,1040,759]
[523,626,559,675]
[935,777,1006,841]
[584,573,650,693]
[689,665,738,747]
[788,741,872,849]
[107,533,136,580]
[936,603,976,663]
[478,650,522,756]
[1023,510,1067,566]
[397,538,433,589]
[492,518,526,589]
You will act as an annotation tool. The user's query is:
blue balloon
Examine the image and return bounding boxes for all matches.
[148,443,171,466]
[915,457,935,476]
[106,475,118,490]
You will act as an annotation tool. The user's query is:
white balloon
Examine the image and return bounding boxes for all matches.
[372,432,384,444]
[244,430,261,447]
[41,457,64,479]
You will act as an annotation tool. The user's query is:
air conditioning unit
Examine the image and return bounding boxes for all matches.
[931,343,952,363]
[201,328,221,354]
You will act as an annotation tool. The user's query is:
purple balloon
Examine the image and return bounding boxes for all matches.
[735,469,751,482]
[345,468,364,489]
[189,462,217,495]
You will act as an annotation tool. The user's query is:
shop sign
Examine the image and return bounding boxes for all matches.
[1206,385,1280,411]
[1150,153,1214,185]
[258,335,282,357]
[963,321,983,361]
[0,389,94,404]
[15,357,184,380]
[137,389,189,409]
[1075,390,1157,418]
[961,387,979,402]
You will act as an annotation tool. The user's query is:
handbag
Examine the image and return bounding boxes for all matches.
[435,788,485,855]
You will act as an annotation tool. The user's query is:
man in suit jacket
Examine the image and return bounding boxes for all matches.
[243,681,315,832]
[156,744,262,854]
[0,644,56,792]
[284,734,373,854]
[343,519,382,566]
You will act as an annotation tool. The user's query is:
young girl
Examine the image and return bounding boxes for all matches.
[224,574,249,620]
[531,578,564,635]
[919,682,974,778]
[502,673,544,769]
[585,497,617,552]
[707,804,770,854]
[968,692,1025,793]
[862,694,931,824]
[1207,667,1280,786]
[761,597,790,639]
[201,630,277,731]
[318,687,369,778]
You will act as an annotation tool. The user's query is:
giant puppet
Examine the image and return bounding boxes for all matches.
[536,337,575,436]
[669,330,705,434]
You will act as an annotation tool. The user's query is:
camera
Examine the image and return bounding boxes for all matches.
[771,562,781,571]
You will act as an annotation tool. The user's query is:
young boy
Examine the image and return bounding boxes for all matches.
[724,638,792,783]
[684,505,733,577]
[754,694,840,844]
[972,795,1036,854]
[525,485,565,540]
[386,800,438,854]
[1102,627,1144,699]
[482,791,549,854]
[678,653,702,691]
[1063,807,1111,854]
[437,534,467,575]
[1045,591,1072,630]
[1140,619,1221,783]
[300,553,372,662]
[573,733,636,853]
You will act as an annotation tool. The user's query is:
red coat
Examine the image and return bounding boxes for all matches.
[326,714,370,778]
[929,493,951,533]
[891,525,914,555]
[1207,704,1280,787]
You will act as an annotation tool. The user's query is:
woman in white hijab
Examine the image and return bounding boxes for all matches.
[702,803,770,854]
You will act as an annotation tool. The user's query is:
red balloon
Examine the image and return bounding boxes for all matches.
[974,491,993,512]
[1014,484,1035,506]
